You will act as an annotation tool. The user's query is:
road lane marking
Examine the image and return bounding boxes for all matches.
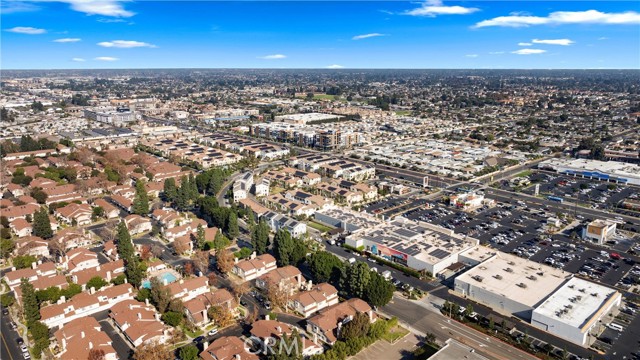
[1,331,15,360]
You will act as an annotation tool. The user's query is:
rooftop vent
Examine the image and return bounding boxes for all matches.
[591,293,598,297]
[517,283,527,288]
[579,288,586,293]
[493,274,503,280]
[504,267,514,273]
[508,261,516,265]
[568,285,575,289]
[472,275,484,282]
[527,275,537,281]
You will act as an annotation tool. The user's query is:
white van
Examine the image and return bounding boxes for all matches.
[607,323,623,332]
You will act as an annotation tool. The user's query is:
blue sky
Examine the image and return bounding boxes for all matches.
[1,1,639,69]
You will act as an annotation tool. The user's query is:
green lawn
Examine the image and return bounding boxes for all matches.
[382,325,410,343]
[307,221,333,233]
[295,94,339,101]
[516,170,533,177]
[394,110,412,116]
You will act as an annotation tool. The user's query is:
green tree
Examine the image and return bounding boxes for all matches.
[21,279,40,325]
[226,211,239,239]
[86,276,109,291]
[251,219,270,255]
[163,178,177,202]
[195,224,206,250]
[33,207,53,239]
[150,277,173,313]
[1,293,15,307]
[13,255,37,269]
[308,251,344,283]
[132,180,150,215]
[125,258,144,288]
[161,311,183,327]
[364,273,395,307]
[1,238,15,259]
[207,170,224,195]
[31,188,48,204]
[92,206,105,220]
[111,274,126,285]
[341,262,371,299]
[116,221,134,261]
[339,312,370,341]
[273,229,306,267]
[212,231,230,251]
[179,344,199,360]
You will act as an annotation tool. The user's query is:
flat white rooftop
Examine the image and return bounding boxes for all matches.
[533,277,620,330]
[457,252,570,307]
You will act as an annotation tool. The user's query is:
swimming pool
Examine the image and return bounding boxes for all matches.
[142,271,179,289]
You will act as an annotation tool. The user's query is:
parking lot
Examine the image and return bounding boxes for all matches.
[400,199,638,289]
[501,171,640,219]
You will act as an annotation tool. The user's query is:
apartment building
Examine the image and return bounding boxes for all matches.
[232,253,277,281]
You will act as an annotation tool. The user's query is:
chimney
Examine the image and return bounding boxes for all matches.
[37,260,42,266]
[88,341,93,350]
[61,337,67,350]
[31,262,37,269]
[89,287,95,295]
[235,355,241,360]
[137,312,142,320]
[250,251,256,260]
[81,331,85,339]
[264,314,270,321]
[59,296,66,304]
[145,298,150,306]
[276,326,282,333]
[106,271,112,281]
[202,341,209,350]
[155,313,160,321]
[11,267,16,271]
[234,257,239,265]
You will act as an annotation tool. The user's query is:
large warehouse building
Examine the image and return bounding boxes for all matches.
[454,252,570,320]
[454,252,621,347]
[531,277,621,347]
[538,158,640,185]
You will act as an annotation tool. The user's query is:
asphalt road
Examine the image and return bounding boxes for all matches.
[382,295,539,360]
[1,305,23,360]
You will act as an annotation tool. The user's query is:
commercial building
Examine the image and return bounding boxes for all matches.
[346,217,479,276]
[582,219,617,245]
[454,252,571,320]
[275,113,343,125]
[449,192,492,211]
[539,158,640,185]
[531,277,621,346]
[84,107,136,127]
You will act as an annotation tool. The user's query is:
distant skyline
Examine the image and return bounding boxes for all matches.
[1,1,639,69]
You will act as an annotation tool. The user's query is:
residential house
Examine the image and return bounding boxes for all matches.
[14,236,50,257]
[93,198,120,219]
[183,289,235,326]
[3,261,58,290]
[166,277,209,302]
[61,248,100,274]
[255,266,304,295]
[305,298,374,345]
[250,319,291,347]
[232,253,277,282]
[72,259,125,285]
[54,317,117,360]
[110,194,133,213]
[40,284,135,328]
[254,178,270,197]
[124,215,152,235]
[55,203,93,226]
[44,184,83,205]
[288,283,339,318]
[163,219,206,242]
[9,218,32,238]
[52,228,93,251]
[103,240,118,260]
[262,211,307,238]
[3,203,40,221]
[109,299,168,347]
[200,336,259,360]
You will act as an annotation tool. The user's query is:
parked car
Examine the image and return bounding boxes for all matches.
[193,336,205,343]
[208,328,219,336]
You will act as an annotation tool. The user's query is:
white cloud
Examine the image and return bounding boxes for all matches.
[598,37,609,40]
[94,56,118,61]
[518,42,532,46]
[64,0,134,17]
[5,26,46,34]
[54,38,81,43]
[352,33,386,40]
[0,1,40,14]
[512,48,547,55]
[405,0,478,17]
[97,18,126,23]
[98,40,156,48]
[326,64,344,69]
[475,10,640,28]
[465,54,479,58]
[532,38,574,46]
[72,57,86,62]
[259,54,286,60]
[489,51,505,55]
